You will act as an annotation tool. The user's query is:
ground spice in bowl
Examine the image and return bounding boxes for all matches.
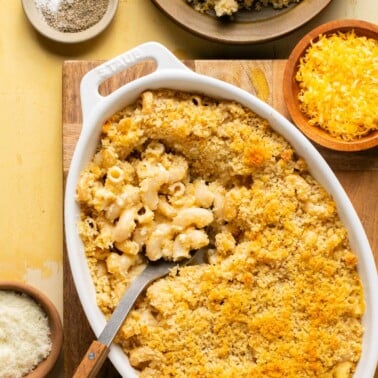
[35,0,110,33]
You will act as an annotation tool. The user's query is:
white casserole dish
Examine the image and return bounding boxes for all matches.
[64,42,378,377]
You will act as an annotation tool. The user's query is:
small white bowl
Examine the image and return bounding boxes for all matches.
[21,0,119,43]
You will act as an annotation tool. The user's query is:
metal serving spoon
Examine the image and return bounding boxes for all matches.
[73,247,208,378]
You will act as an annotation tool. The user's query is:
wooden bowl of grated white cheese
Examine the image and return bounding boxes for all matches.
[0,281,63,378]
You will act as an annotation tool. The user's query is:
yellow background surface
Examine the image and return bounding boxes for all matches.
[0,1,376,376]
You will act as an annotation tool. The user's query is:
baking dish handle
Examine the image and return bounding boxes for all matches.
[80,42,190,119]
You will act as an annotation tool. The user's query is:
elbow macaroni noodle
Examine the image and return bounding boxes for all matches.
[77,140,213,262]
[78,142,213,267]
[76,90,364,378]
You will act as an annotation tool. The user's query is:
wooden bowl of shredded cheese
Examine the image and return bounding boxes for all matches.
[0,281,63,378]
[283,19,378,151]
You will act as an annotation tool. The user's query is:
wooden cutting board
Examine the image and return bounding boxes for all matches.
[62,60,378,377]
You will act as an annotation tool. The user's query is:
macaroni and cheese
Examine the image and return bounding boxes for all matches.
[76,89,364,378]
[186,0,303,17]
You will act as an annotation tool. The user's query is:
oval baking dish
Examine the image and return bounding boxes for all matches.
[64,42,378,377]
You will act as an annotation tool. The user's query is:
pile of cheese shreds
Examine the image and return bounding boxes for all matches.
[296,30,378,141]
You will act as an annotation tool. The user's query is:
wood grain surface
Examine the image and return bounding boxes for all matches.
[63,60,378,377]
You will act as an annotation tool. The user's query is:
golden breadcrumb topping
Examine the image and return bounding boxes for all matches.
[76,90,363,378]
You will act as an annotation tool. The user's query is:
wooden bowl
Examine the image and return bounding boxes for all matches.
[0,281,63,377]
[283,19,378,151]
[21,0,119,43]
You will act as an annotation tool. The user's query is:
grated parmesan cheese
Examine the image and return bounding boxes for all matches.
[296,30,378,141]
[0,290,52,378]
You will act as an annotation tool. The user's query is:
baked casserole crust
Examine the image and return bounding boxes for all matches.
[76,90,363,378]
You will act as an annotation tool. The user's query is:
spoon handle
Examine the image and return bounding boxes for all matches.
[73,340,108,378]
[72,266,158,377]
[72,250,206,377]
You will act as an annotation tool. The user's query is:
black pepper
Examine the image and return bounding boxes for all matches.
[37,0,110,33]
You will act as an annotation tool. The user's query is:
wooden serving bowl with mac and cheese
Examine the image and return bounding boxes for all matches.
[64,42,378,377]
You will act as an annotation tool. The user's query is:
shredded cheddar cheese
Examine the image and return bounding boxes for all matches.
[249,67,270,103]
[296,30,378,141]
